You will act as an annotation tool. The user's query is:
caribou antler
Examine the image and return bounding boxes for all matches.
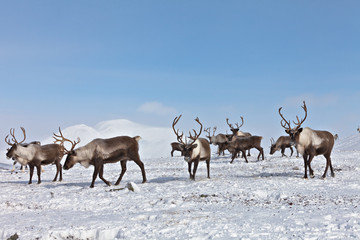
[226,118,234,129]
[172,115,186,144]
[5,127,26,146]
[188,117,203,143]
[53,127,80,154]
[293,101,307,130]
[227,117,244,129]
[279,101,308,131]
[278,107,292,130]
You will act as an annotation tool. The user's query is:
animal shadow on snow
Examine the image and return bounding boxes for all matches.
[236,171,301,179]
[149,176,189,184]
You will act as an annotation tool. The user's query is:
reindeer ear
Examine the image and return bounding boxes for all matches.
[298,128,303,133]
[191,144,198,149]
[285,129,290,134]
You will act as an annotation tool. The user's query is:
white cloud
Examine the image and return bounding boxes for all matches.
[137,101,177,116]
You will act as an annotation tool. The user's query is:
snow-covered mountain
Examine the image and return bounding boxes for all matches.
[42,119,174,159]
[334,133,360,151]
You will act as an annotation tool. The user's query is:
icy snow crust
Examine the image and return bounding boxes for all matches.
[0,120,359,239]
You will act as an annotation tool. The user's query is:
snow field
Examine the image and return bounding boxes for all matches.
[0,149,359,239]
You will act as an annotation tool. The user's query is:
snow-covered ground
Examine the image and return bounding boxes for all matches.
[0,120,359,239]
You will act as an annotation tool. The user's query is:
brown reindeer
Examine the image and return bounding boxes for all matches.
[270,136,295,157]
[170,142,184,157]
[226,117,252,157]
[223,136,264,163]
[278,101,335,179]
[172,115,211,180]
[54,128,146,188]
[5,127,64,184]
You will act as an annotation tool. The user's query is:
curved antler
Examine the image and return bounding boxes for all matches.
[278,107,292,130]
[5,127,26,146]
[293,101,307,130]
[53,127,80,154]
[226,118,234,130]
[188,117,203,143]
[172,115,185,144]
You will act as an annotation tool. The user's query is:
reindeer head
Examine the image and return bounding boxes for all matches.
[278,101,308,145]
[5,127,26,159]
[204,126,216,144]
[226,117,244,136]
[53,127,80,169]
[269,138,277,155]
[172,115,203,162]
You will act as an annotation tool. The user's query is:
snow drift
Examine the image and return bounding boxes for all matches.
[42,119,174,159]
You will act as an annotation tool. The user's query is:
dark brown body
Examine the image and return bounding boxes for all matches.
[6,143,64,184]
[63,136,146,188]
[170,142,184,157]
[224,136,264,163]
[270,136,295,157]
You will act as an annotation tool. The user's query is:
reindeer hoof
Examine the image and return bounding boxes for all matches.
[331,173,335,177]
[310,174,315,178]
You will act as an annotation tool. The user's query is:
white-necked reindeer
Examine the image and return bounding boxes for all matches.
[172,115,211,180]
[5,127,64,184]
[278,101,335,179]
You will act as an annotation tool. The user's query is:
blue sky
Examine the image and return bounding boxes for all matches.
[1,1,359,148]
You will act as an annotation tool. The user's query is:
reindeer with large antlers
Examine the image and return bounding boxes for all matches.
[226,117,252,157]
[5,127,65,184]
[55,128,147,188]
[172,115,211,180]
[278,101,335,179]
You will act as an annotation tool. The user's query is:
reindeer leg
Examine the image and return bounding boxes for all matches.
[302,154,309,179]
[115,160,127,185]
[323,153,335,178]
[281,147,287,157]
[36,164,41,184]
[206,158,210,179]
[131,154,147,183]
[230,151,237,163]
[99,164,111,186]
[308,155,315,178]
[192,159,199,181]
[242,150,248,163]
[28,165,34,184]
[171,150,174,157]
[53,161,61,182]
[90,161,100,188]
[188,161,194,179]
[247,149,251,157]
[290,147,294,157]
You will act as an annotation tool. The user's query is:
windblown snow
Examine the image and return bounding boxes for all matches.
[0,119,359,239]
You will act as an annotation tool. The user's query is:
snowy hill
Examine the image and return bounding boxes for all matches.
[334,133,360,151]
[42,119,174,159]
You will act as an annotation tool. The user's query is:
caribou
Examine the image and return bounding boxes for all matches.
[204,127,228,156]
[226,117,252,157]
[9,141,41,173]
[54,128,147,188]
[270,136,296,157]
[223,136,264,163]
[279,101,335,179]
[172,115,211,180]
[5,127,64,184]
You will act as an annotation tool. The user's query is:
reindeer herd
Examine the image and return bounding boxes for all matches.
[4,101,338,188]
